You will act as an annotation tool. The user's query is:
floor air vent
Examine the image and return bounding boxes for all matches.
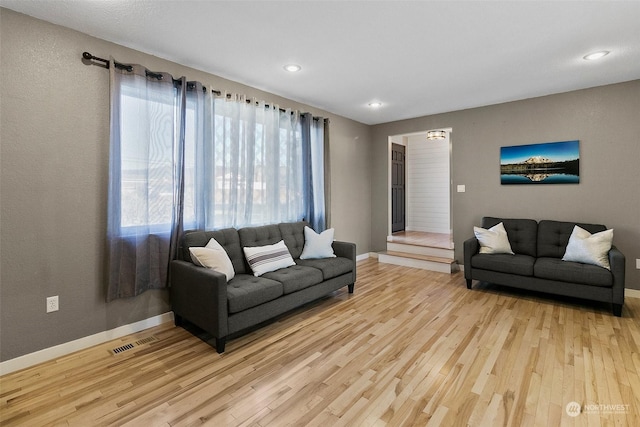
[110,335,158,355]
[111,343,135,354]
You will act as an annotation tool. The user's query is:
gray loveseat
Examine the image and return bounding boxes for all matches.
[170,221,356,352]
[464,217,625,316]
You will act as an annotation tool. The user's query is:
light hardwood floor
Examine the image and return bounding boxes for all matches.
[2,259,639,426]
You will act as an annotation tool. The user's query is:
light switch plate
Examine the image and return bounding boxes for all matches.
[636,259,640,269]
[457,185,466,193]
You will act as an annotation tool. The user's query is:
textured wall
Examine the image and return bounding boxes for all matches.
[372,80,640,290]
[0,8,371,361]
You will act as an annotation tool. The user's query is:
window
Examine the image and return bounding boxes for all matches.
[207,99,304,229]
[107,65,327,300]
[118,81,182,233]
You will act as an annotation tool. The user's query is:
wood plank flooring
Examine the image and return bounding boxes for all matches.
[2,258,639,426]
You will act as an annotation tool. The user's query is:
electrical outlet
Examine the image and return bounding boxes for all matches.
[46,296,59,313]
[636,259,640,270]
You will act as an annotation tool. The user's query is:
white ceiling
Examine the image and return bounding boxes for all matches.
[2,1,639,125]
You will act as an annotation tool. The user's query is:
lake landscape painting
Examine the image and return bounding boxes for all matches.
[500,140,580,185]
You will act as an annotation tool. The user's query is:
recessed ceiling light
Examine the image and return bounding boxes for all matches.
[368,102,383,108]
[583,51,610,60]
[284,64,301,72]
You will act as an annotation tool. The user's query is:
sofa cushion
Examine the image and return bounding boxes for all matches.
[482,217,538,257]
[296,257,354,280]
[279,221,307,259]
[263,265,324,294]
[226,274,284,313]
[189,238,235,281]
[537,220,607,259]
[301,226,337,259]
[562,226,613,270]
[239,224,284,271]
[474,222,514,255]
[243,240,296,276]
[471,253,535,276]
[182,228,246,274]
[534,257,612,287]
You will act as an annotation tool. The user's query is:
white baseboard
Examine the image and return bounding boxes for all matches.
[626,288,640,299]
[356,253,371,261]
[0,312,174,376]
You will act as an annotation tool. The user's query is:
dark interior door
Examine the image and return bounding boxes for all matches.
[391,143,405,233]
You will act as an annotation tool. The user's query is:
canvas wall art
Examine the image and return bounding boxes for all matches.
[500,140,580,184]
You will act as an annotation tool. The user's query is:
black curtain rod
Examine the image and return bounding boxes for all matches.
[82,52,322,119]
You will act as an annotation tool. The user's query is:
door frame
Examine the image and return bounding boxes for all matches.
[387,128,453,237]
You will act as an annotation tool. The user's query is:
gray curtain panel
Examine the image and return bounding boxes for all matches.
[106,59,186,301]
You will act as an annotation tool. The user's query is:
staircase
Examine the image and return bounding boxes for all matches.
[378,232,458,273]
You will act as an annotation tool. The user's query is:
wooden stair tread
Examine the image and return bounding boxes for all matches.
[386,231,454,250]
[386,240,455,250]
[381,251,455,264]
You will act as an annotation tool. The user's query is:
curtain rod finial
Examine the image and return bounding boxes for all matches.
[82,51,109,69]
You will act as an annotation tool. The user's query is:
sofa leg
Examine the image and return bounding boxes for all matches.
[348,283,354,294]
[613,304,622,317]
[215,337,226,353]
[466,279,472,290]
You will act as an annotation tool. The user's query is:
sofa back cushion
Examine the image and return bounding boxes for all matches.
[537,220,607,259]
[238,224,283,247]
[182,228,246,274]
[278,221,308,259]
[482,217,538,257]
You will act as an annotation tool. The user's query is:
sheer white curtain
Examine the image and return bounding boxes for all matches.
[184,82,215,231]
[209,95,304,228]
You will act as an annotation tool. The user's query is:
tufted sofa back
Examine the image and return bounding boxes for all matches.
[181,221,310,275]
[480,217,609,259]
[278,221,309,259]
[482,217,538,257]
[537,220,606,259]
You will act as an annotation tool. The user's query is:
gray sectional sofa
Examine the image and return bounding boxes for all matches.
[464,217,625,316]
[170,221,356,352]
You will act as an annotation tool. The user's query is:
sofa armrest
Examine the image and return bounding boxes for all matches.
[463,237,479,280]
[170,260,229,338]
[333,241,356,284]
[609,246,625,306]
[333,240,356,260]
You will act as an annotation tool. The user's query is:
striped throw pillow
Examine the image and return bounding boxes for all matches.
[243,240,296,277]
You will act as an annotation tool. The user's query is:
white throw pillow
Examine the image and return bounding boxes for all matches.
[473,222,514,255]
[243,240,296,277]
[189,238,235,281]
[562,225,613,270]
[300,226,336,259]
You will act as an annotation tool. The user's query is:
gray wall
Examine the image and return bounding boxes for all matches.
[0,9,371,362]
[372,80,640,290]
